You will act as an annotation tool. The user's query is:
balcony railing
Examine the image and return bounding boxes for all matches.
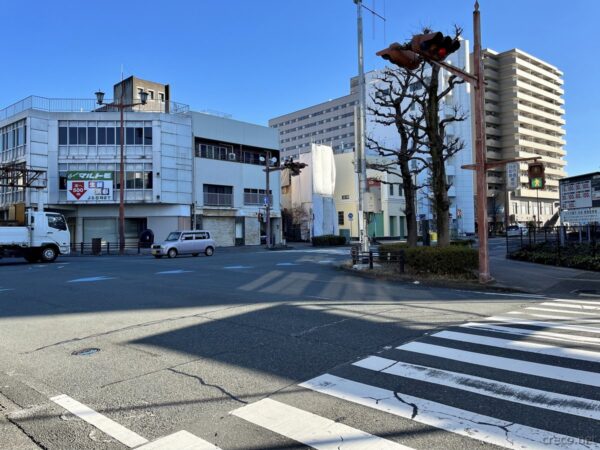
[203,192,233,207]
[244,192,272,205]
[0,96,189,122]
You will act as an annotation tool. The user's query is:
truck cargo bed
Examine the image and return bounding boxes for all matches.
[0,227,30,246]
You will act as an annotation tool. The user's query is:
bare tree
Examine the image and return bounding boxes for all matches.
[366,66,427,247]
[418,59,467,246]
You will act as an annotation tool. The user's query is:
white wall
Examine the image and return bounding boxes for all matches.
[194,157,281,215]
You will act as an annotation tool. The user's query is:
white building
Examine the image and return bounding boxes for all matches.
[0,77,282,247]
[0,96,192,244]
[191,112,281,246]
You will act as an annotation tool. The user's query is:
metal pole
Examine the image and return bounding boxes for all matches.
[355,0,369,252]
[473,1,491,282]
[536,188,541,228]
[265,151,271,249]
[119,103,125,255]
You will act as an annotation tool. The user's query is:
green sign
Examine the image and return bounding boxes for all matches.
[67,171,113,181]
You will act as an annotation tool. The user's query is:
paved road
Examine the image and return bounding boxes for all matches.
[0,246,598,449]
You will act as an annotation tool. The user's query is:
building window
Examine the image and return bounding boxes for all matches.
[203,184,233,207]
[159,92,165,102]
[341,195,350,200]
[389,184,394,196]
[88,127,96,145]
[338,211,344,225]
[144,127,152,145]
[59,127,68,145]
[147,90,154,100]
[243,188,272,205]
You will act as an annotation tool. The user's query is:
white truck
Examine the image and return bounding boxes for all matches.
[0,210,71,263]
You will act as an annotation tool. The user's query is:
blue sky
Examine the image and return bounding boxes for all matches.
[0,0,594,175]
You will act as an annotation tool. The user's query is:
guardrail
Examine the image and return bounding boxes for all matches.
[350,246,406,272]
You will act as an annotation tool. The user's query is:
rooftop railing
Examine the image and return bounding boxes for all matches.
[0,96,189,122]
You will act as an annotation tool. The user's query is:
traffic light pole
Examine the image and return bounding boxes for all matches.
[420,2,491,282]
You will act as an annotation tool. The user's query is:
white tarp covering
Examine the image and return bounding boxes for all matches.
[291,144,338,238]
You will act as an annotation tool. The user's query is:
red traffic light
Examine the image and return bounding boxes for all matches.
[375,43,421,70]
[411,32,460,62]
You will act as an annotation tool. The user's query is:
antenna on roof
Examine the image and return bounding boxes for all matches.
[359,0,387,43]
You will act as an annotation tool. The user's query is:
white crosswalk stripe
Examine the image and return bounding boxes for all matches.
[301,374,597,449]
[231,398,413,450]
[227,298,600,449]
[353,355,600,420]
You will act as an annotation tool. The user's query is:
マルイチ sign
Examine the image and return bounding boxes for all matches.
[67,171,113,202]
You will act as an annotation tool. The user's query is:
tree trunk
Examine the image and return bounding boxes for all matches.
[432,160,450,246]
[399,158,418,247]
[425,65,451,247]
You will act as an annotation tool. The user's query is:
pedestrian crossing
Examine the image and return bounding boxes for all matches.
[47,296,600,449]
[229,296,600,449]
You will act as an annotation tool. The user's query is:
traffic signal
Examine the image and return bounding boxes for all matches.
[283,158,307,177]
[528,163,545,189]
[375,42,421,70]
[410,32,460,62]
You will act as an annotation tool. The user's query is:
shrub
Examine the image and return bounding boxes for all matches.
[379,244,478,277]
[404,246,478,276]
[450,239,475,247]
[312,234,346,246]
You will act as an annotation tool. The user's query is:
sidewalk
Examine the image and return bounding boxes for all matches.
[489,244,600,297]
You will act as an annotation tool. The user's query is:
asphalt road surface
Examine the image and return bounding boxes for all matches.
[0,246,598,449]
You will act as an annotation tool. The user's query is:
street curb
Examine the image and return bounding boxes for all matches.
[336,261,533,294]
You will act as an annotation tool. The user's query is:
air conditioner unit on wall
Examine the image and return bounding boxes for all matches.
[228,153,237,161]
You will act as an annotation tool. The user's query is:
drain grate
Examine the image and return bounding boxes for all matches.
[71,348,100,356]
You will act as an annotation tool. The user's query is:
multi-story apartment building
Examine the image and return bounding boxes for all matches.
[481,48,566,229]
[269,95,358,159]
[0,77,281,247]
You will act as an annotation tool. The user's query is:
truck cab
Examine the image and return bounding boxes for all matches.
[29,212,71,260]
[0,211,70,262]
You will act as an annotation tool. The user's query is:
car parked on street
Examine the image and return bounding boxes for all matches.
[506,225,528,237]
[151,230,215,258]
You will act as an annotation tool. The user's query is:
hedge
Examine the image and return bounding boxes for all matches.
[378,244,478,276]
[312,234,347,246]
[509,243,600,271]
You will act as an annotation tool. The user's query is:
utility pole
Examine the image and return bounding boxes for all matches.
[261,154,307,249]
[354,0,369,252]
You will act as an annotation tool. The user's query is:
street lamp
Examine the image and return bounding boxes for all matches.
[259,153,278,249]
[95,88,148,255]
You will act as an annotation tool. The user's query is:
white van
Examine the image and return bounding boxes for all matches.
[151,230,216,258]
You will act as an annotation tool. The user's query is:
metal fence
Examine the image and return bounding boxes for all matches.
[506,225,599,256]
[350,246,407,272]
[68,241,151,256]
[0,96,189,121]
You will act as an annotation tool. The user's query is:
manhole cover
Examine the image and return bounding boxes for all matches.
[575,289,600,298]
[71,348,100,356]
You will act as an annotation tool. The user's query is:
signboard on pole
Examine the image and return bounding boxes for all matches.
[67,171,113,201]
[506,162,519,191]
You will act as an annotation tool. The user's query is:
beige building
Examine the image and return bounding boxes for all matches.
[334,153,406,240]
[481,48,566,228]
